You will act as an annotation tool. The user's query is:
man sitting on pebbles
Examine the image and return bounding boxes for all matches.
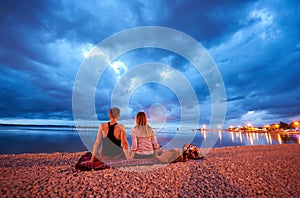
[76,108,203,171]
[90,107,130,162]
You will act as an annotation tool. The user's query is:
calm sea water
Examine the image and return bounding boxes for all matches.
[0,125,299,154]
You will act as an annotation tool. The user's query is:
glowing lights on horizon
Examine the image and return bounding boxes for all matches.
[196,124,299,146]
[293,121,299,129]
[227,121,300,132]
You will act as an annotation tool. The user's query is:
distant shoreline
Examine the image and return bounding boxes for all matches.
[0,123,92,128]
[1,123,299,134]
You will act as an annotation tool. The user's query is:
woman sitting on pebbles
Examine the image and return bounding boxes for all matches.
[90,107,130,162]
[130,112,160,159]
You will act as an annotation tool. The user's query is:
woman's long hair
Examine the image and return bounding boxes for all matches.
[135,112,147,126]
[135,112,152,140]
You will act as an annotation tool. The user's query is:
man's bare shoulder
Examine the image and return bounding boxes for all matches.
[117,123,126,131]
[100,122,108,129]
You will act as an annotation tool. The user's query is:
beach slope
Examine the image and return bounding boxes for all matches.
[1,144,299,197]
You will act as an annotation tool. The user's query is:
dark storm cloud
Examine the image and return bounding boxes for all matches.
[209,0,300,125]
[0,0,299,127]
[0,0,59,66]
[161,0,256,47]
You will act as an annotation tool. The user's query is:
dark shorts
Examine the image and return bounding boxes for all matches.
[134,153,154,159]
[102,152,125,160]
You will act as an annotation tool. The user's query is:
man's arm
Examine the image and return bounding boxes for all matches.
[119,124,130,159]
[90,124,103,162]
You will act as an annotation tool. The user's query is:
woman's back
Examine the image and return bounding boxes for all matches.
[131,125,159,155]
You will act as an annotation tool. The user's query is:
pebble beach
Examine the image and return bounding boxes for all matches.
[1,144,299,197]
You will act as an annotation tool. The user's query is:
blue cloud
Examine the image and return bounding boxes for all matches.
[0,0,299,127]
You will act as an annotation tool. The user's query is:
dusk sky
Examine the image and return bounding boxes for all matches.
[0,0,299,128]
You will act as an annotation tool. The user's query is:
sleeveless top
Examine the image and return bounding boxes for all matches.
[102,122,123,157]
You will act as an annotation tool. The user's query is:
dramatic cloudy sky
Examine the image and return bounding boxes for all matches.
[0,0,299,128]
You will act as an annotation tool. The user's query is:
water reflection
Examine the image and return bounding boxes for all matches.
[211,131,300,146]
[1,125,299,154]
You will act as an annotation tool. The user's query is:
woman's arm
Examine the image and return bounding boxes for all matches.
[130,127,137,159]
[90,124,103,162]
[150,128,160,157]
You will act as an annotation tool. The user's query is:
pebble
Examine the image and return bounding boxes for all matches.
[0,144,299,197]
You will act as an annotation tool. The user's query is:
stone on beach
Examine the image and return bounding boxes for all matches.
[0,144,299,197]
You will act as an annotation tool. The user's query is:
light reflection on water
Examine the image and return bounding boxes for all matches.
[211,130,300,146]
[0,125,299,154]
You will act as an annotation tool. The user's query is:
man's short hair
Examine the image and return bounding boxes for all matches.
[110,107,120,119]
